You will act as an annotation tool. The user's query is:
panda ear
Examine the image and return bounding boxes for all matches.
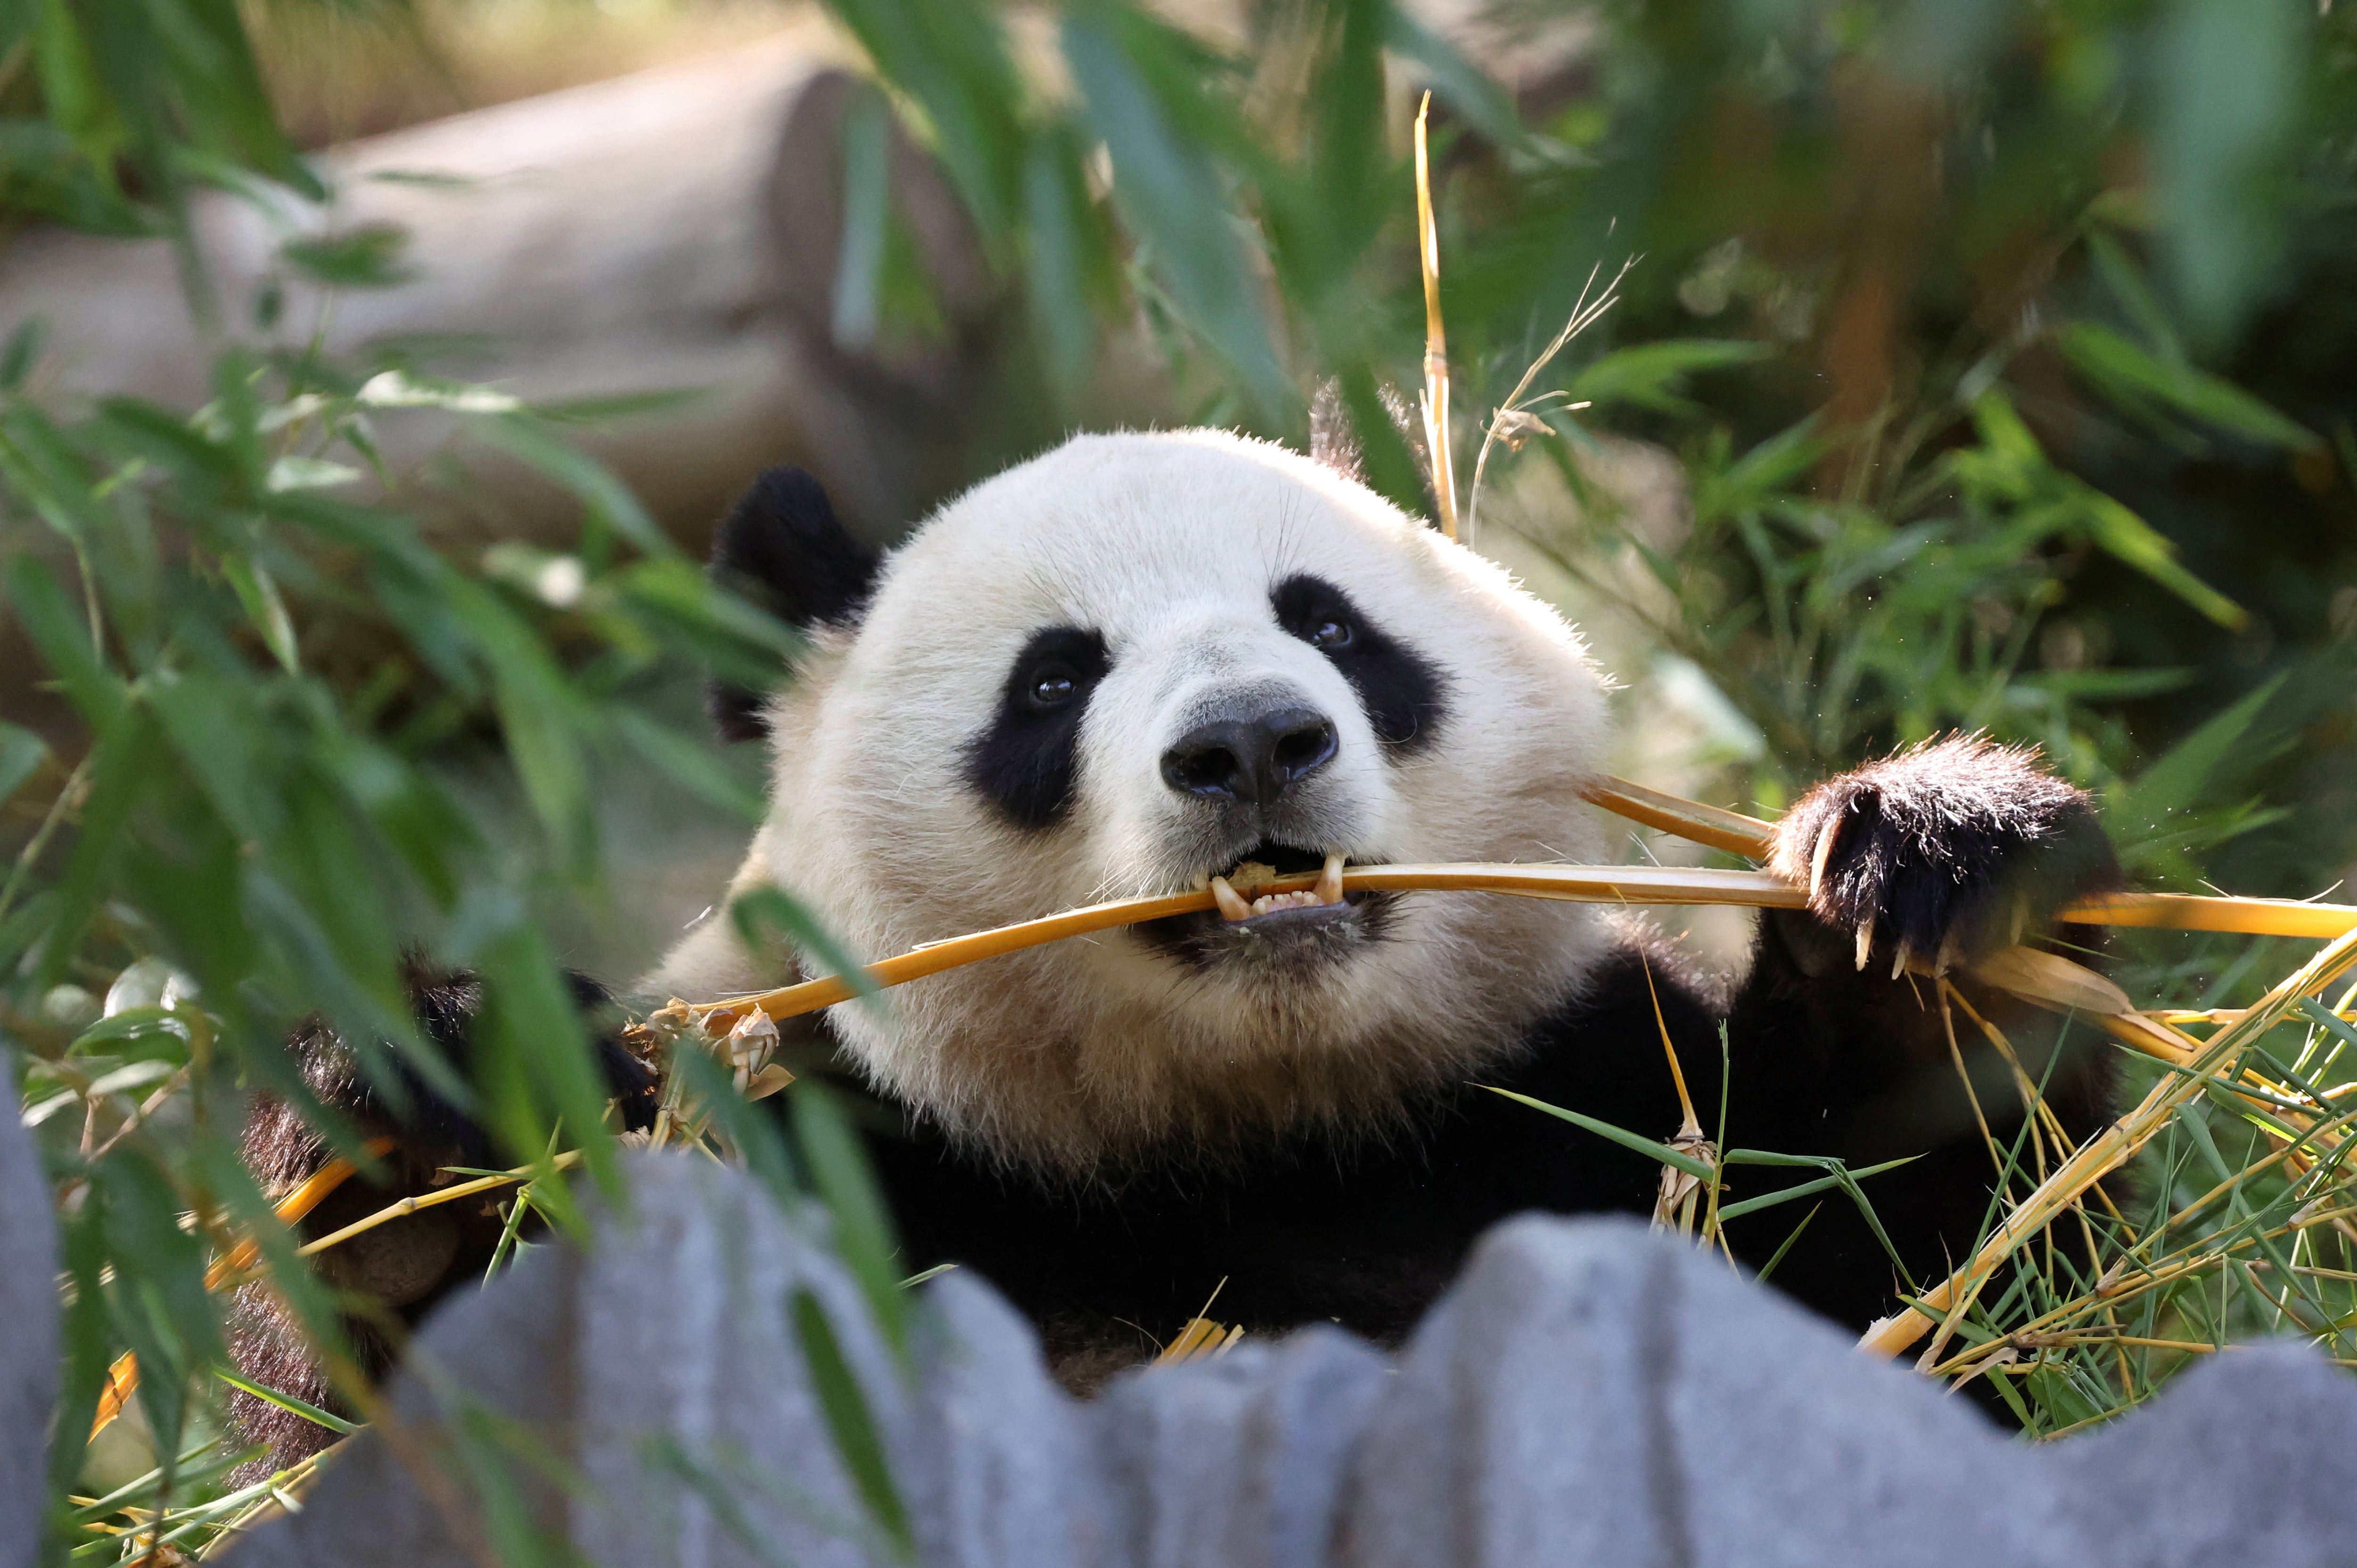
[706,466,882,743]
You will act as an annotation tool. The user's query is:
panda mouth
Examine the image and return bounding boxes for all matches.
[1208,845,1348,923]
[1133,841,1390,969]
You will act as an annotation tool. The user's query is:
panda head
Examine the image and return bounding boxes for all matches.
[682,430,1616,1175]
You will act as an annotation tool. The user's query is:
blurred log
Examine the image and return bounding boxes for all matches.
[0,24,1057,550]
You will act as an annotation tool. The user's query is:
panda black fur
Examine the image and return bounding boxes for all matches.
[223,965,657,1476]
[232,429,2118,1467]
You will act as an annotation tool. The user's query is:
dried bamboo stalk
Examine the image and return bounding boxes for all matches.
[1413,92,1459,542]
[683,862,2357,1031]
[1581,774,1775,858]
[1860,919,2357,1358]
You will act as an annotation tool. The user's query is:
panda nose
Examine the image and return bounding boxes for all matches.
[1161,707,1338,810]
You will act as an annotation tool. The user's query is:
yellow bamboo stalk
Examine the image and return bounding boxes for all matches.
[294,1151,582,1261]
[686,864,1812,1029]
[1860,918,2357,1359]
[684,860,2357,1032]
[1581,775,1775,858]
[1413,92,1459,542]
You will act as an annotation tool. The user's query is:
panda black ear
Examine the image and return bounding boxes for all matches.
[706,466,882,743]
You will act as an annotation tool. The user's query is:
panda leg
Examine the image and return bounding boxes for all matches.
[223,962,657,1483]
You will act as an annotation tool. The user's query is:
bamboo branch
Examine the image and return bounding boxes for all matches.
[1413,92,1459,541]
[1860,919,2357,1359]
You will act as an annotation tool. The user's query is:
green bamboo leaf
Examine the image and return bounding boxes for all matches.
[472,919,615,1194]
[2056,321,2315,449]
[0,720,49,810]
[471,412,668,556]
[791,1288,914,1556]
[221,553,299,671]
[614,710,766,822]
[5,554,124,724]
[1565,340,1773,415]
[1716,1155,1917,1221]
[2073,485,2247,630]
[791,1082,906,1356]
[1380,7,1529,154]
[1482,1086,1714,1178]
[832,87,891,349]
[280,223,412,289]
[1064,15,1293,421]
[1021,128,1103,394]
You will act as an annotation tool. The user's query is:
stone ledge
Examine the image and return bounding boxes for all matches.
[203,1152,2357,1568]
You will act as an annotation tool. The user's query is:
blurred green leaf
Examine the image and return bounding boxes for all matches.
[2056,322,2315,450]
[280,223,412,289]
[1065,13,1294,422]
[0,721,49,811]
[790,1287,914,1556]
[832,87,892,349]
[2151,0,2306,347]
[1564,339,1773,415]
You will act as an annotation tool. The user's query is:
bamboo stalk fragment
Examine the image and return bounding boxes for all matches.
[1859,919,2357,1359]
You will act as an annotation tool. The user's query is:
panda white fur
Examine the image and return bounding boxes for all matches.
[658,429,1621,1171]
[230,427,2120,1464]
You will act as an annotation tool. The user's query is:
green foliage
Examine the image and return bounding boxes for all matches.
[6,0,2357,1548]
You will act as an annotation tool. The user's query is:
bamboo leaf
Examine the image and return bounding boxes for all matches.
[1483,1085,1714,1178]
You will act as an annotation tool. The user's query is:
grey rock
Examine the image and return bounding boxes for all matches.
[1340,1215,2059,1568]
[2054,1342,2357,1568]
[236,1154,904,1568]
[231,1161,2357,1568]
[231,1244,581,1567]
[901,1272,1108,1568]
[0,1101,57,1568]
[1092,1328,1387,1568]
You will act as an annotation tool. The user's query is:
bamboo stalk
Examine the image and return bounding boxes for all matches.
[1581,774,1774,858]
[684,864,1813,1029]
[1413,92,1459,541]
[291,1151,582,1261]
[1859,918,2357,1359]
[683,861,2357,1032]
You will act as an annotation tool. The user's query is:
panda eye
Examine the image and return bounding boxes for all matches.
[1309,617,1353,650]
[1028,666,1080,709]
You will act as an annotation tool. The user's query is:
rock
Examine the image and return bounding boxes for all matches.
[234,1155,903,1568]
[1090,1329,1387,1568]
[232,1159,2357,1568]
[0,1103,57,1568]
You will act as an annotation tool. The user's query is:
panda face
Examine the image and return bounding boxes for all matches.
[672,430,1617,1173]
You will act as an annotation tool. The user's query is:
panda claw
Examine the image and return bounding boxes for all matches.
[1853,912,1875,972]
[1809,815,1846,904]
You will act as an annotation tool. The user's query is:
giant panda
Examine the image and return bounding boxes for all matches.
[230,427,2117,1470]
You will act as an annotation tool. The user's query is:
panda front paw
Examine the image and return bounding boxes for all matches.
[1767,736,2116,973]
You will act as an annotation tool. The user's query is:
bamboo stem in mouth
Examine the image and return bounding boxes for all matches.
[678,862,2357,1032]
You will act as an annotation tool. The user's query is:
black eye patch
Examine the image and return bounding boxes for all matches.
[964,626,1112,830]
[1272,574,1447,752]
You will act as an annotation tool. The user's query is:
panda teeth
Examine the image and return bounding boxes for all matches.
[1211,875,1254,921]
[1210,854,1349,923]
